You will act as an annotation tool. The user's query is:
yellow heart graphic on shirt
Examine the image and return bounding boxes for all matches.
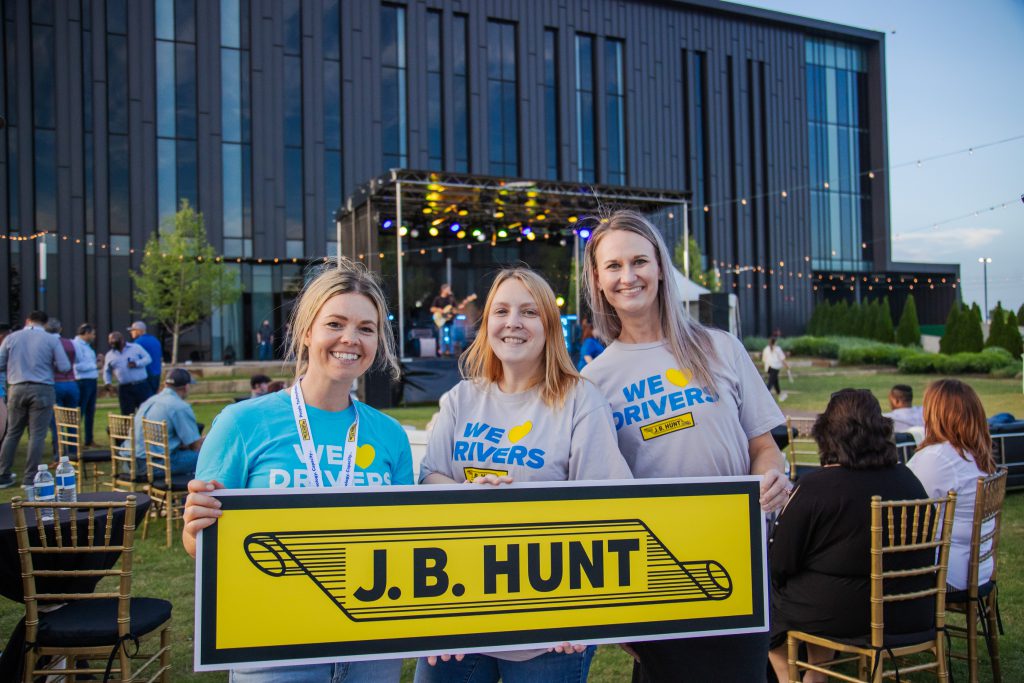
[507,421,533,444]
[665,368,693,388]
[356,444,376,469]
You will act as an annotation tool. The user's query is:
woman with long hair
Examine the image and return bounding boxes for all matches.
[182,259,413,683]
[416,267,631,682]
[579,210,789,681]
[767,389,931,683]
[908,378,997,591]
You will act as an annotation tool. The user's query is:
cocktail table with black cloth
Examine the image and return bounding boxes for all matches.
[0,492,153,680]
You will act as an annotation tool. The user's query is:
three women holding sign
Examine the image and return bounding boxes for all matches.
[183,260,414,683]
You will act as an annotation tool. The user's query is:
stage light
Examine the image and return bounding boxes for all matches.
[422,207,433,214]
[579,229,591,239]
[458,209,468,216]
[555,296,565,307]
[476,233,486,242]
[410,229,419,238]
[526,232,536,241]
[472,229,482,237]
[382,219,393,229]
[429,227,439,237]
[450,222,461,232]
[494,211,504,218]
[457,230,466,239]
[497,230,508,238]
[399,226,408,236]
[536,214,546,220]
[567,216,578,223]
[522,227,532,235]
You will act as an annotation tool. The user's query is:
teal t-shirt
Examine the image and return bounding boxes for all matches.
[196,390,413,489]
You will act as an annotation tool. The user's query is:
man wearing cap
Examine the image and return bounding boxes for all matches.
[129,321,163,394]
[103,331,154,415]
[133,368,204,478]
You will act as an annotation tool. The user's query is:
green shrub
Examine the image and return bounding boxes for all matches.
[743,336,770,352]
[838,344,914,366]
[783,336,840,358]
[898,347,1015,374]
[990,363,1022,379]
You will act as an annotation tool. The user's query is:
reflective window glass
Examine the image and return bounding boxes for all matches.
[283,56,302,147]
[108,134,130,233]
[575,34,595,182]
[176,44,197,138]
[158,139,177,226]
[222,143,243,238]
[107,35,128,133]
[34,130,56,231]
[381,5,407,169]
[221,48,242,142]
[285,148,303,240]
[487,21,518,176]
[221,0,240,47]
[452,14,469,172]
[156,0,175,40]
[31,25,55,129]
[426,11,443,169]
[605,39,626,185]
[157,41,176,136]
[323,59,341,150]
[544,29,558,180]
[323,0,339,59]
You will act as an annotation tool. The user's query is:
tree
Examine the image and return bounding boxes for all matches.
[1017,303,1024,323]
[939,301,961,354]
[1005,311,1024,359]
[672,237,721,293]
[961,304,984,352]
[985,302,1006,349]
[876,297,895,343]
[895,295,921,347]
[131,200,242,365]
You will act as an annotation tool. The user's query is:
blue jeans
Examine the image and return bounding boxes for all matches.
[414,648,595,683]
[77,378,98,444]
[229,659,403,683]
[50,381,81,458]
[258,342,272,361]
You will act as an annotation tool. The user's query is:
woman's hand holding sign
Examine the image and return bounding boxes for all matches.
[182,478,225,559]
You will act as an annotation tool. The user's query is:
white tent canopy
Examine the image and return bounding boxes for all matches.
[672,267,710,302]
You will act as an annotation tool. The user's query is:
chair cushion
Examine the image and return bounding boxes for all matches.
[36,597,171,647]
[147,474,192,492]
[71,449,112,463]
[115,472,150,484]
[828,628,937,650]
[946,580,996,604]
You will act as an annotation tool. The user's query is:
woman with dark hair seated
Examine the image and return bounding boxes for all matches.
[767,389,932,682]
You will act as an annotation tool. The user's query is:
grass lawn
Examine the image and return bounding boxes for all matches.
[0,373,1020,681]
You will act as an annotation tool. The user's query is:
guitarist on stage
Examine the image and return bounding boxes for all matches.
[430,283,460,357]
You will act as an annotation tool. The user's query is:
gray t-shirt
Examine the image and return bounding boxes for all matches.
[420,378,631,661]
[420,378,632,484]
[581,329,784,479]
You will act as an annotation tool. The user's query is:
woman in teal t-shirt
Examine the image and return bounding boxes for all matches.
[182,259,412,683]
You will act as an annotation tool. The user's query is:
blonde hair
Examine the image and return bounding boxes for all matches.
[582,209,718,391]
[461,268,579,408]
[285,258,401,381]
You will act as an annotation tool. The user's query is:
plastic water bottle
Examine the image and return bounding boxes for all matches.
[33,465,56,522]
[56,456,77,508]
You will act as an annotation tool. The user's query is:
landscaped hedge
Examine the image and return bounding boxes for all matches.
[897,347,1017,375]
[743,335,1019,375]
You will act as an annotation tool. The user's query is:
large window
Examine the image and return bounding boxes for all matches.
[155,0,198,228]
[324,0,342,252]
[691,51,709,251]
[221,0,252,258]
[575,34,595,183]
[283,0,303,258]
[452,14,469,172]
[543,29,559,180]
[107,0,130,235]
[32,5,56,234]
[604,39,626,185]
[806,38,870,271]
[426,10,443,170]
[487,21,518,177]
[381,5,407,169]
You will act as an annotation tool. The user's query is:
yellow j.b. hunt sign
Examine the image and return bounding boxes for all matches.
[194,478,767,671]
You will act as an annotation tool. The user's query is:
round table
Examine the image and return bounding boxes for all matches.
[0,491,152,603]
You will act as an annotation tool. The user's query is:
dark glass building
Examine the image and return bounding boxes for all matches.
[0,0,957,359]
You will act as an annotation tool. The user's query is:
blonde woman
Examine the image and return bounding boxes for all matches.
[580,210,789,682]
[416,267,631,682]
[182,259,413,683]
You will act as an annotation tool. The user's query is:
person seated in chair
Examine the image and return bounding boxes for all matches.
[249,373,272,398]
[767,389,933,682]
[884,383,924,434]
[133,368,204,478]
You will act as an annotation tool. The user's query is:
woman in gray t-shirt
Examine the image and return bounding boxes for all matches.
[416,268,631,683]
[579,210,790,682]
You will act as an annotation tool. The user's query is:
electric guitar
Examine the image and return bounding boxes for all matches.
[432,293,477,328]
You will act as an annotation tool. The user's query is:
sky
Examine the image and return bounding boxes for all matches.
[738,0,1024,314]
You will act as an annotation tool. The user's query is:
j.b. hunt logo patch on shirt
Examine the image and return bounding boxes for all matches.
[640,412,695,440]
[463,466,509,480]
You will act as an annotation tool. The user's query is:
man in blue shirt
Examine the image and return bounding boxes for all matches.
[72,323,100,446]
[134,368,204,477]
[0,311,72,488]
[103,331,154,415]
[129,321,163,394]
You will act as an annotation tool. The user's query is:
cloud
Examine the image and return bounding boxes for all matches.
[891,226,1002,261]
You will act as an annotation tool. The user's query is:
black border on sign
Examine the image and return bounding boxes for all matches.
[197,481,764,667]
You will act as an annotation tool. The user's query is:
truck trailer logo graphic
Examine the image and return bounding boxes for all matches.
[243,520,732,621]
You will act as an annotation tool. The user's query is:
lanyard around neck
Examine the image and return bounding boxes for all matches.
[290,378,359,488]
